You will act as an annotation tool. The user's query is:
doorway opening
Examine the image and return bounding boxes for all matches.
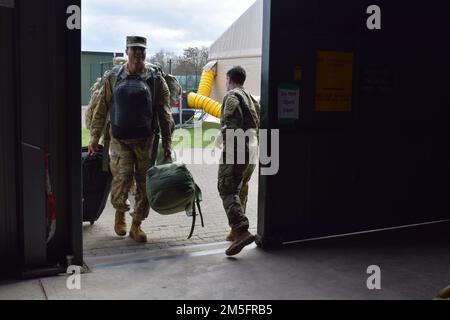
[80,0,262,259]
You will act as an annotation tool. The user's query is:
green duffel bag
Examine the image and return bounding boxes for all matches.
[146,161,204,239]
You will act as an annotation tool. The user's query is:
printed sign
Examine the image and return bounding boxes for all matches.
[315,51,354,112]
[278,84,300,121]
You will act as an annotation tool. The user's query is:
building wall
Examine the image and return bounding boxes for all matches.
[258,0,450,246]
[210,56,262,105]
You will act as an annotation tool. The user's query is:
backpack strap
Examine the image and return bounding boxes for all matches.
[145,71,162,136]
[143,70,156,102]
[233,89,259,130]
[141,67,162,162]
[109,65,125,89]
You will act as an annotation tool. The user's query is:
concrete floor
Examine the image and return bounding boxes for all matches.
[1,222,449,300]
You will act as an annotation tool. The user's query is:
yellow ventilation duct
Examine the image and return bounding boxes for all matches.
[197,70,216,97]
[188,61,222,118]
[188,93,222,119]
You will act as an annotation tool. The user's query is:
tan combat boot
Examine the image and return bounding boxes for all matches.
[226,229,238,242]
[225,230,255,256]
[114,211,127,237]
[129,219,147,243]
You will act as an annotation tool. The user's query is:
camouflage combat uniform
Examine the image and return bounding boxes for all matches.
[218,86,261,233]
[85,76,104,130]
[90,63,174,222]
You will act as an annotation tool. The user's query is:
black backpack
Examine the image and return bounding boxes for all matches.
[110,66,157,140]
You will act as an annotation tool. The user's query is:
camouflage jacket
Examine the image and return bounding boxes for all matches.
[220,86,261,134]
[85,70,110,130]
[89,63,174,149]
[220,86,261,160]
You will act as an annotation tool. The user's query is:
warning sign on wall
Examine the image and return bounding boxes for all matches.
[315,51,354,112]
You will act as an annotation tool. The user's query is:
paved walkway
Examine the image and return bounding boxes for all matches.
[83,162,259,257]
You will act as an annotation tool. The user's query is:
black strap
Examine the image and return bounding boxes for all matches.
[187,191,205,240]
[145,73,162,136]
[196,194,205,228]
[116,65,126,82]
[188,201,196,240]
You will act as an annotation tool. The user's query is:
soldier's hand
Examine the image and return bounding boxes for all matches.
[88,141,99,156]
[164,146,172,159]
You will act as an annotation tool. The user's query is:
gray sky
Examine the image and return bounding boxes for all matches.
[82,0,256,55]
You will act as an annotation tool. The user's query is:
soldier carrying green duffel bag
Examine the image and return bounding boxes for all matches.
[146,159,204,239]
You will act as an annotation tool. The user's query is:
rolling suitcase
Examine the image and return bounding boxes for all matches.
[82,145,112,225]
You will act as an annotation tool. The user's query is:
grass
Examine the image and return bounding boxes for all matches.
[81,122,220,149]
[82,128,90,147]
[172,122,220,149]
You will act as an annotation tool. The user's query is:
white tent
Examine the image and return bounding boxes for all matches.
[209,0,263,103]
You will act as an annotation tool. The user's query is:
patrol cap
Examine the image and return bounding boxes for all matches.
[126,36,147,48]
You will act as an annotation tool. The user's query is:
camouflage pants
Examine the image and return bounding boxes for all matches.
[109,135,154,222]
[218,163,256,232]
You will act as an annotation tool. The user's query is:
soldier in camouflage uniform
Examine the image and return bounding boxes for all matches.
[88,36,174,243]
[218,66,261,256]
